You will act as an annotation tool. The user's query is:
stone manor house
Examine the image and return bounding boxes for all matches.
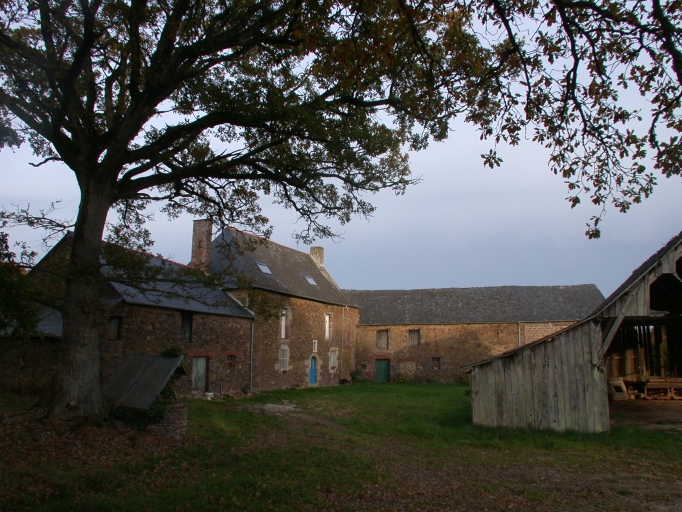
[0,220,604,398]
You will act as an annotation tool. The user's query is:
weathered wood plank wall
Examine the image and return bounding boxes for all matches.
[470,320,609,433]
[602,244,682,318]
[469,236,681,434]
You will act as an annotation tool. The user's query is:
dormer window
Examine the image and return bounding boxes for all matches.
[304,275,317,286]
[256,262,272,275]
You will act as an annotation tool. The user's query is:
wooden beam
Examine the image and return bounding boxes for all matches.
[601,292,634,355]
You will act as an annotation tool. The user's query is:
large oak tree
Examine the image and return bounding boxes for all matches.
[0,0,680,420]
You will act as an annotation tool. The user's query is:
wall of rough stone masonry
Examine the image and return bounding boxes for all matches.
[0,337,62,395]
[354,321,574,383]
[146,402,188,438]
[243,291,358,392]
[100,304,253,397]
[520,322,573,344]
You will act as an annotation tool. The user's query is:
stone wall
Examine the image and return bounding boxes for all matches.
[101,304,253,397]
[241,291,358,392]
[520,322,573,344]
[0,337,62,394]
[146,402,188,438]
[354,321,574,383]
[1,296,357,399]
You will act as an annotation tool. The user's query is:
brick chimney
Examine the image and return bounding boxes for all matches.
[190,219,212,268]
[310,246,324,267]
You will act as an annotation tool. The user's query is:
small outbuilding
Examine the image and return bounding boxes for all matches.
[465,230,682,433]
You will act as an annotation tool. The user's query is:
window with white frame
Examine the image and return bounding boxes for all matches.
[376,329,389,349]
[256,262,273,275]
[280,308,288,339]
[408,329,421,347]
[324,313,332,340]
[279,346,290,370]
[329,348,338,370]
[312,340,318,352]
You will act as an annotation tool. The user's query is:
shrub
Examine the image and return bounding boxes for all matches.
[110,396,166,431]
[394,372,412,383]
[159,344,184,358]
[350,368,366,383]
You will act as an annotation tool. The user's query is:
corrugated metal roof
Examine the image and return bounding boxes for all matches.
[343,285,604,325]
[210,229,353,306]
[103,354,185,410]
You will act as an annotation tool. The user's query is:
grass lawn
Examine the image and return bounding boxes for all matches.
[2,383,682,511]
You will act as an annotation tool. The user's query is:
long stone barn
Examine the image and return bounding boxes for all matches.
[465,230,682,433]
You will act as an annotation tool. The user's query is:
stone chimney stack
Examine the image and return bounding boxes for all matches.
[190,219,213,268]
[310,246,324,267]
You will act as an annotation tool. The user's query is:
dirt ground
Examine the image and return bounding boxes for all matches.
[609,400,682,429]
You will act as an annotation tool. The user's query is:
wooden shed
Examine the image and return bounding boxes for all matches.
[465,230,682,433]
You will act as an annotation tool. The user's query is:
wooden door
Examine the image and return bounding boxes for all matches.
[193,356,207,392]
[375,359,390,382]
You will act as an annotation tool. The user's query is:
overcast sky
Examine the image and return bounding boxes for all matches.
[1,120,681,298]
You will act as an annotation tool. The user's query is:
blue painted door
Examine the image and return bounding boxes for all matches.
[309,357,317,385]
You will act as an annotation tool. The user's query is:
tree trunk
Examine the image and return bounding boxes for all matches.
[48,181,113,422]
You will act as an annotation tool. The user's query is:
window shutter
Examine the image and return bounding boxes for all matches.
[325,314,332,340]
[280,309,287,339]
[376,329,389,349]
[408,329,420,347]
[280,347,289,370]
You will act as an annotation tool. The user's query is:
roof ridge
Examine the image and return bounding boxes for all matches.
[221,227,314,258]
[102,241,194,269]
[590,229,682,315]
[343,284,598,293]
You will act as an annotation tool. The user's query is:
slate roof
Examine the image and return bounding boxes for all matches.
[103,354,186,409]
[210,229,352,306]
[107,257,253,318]
[590,229,682,316]
[343,285,605,325]
[36,305,63,337]
[464,229,682,369]
[32,233,253,320]
[0,305,64,338]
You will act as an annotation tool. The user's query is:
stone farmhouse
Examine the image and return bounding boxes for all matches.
[0,220,359,397]
[201,221,359,391]
[344,286,604,383]
[1,231,255,397]
[1,219,605,401]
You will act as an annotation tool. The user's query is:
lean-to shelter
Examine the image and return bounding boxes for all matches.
[465,230,682,433]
